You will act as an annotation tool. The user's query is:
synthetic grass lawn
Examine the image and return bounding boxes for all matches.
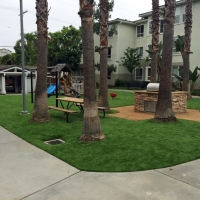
[187,97,200,110]
[0,93,200,172]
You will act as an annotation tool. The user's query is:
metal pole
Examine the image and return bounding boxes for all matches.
[56,71,58,107]
[19,0,28,114]
[31,71,33,103]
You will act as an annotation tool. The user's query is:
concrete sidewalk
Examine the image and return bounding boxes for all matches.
[0,126,200,200]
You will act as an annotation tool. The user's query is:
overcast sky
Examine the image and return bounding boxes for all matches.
[0,0,165,52]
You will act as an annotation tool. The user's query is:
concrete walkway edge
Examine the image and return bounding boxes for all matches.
[0,126,200,200]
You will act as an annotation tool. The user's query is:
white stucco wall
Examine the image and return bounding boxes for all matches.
[93,0,200,86]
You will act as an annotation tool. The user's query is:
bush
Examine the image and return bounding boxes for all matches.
[114,79,128,87]
[191,90,200,96]
[127,81,150,89]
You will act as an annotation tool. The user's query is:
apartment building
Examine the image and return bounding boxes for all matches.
[94,0,200,87]
[0,48,12,57]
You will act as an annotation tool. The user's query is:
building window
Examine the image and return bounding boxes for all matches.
[182,5,186,22]
[137,47,143,57]
[149,21,152,34]
[173,37,178,52]
[146,67,151,81]
[135,68,143,80]
[108,47,111,58]
[160,20,164,33]
[175,6,180,24]
[137,25,144,37]
[108,25,113,37]
[172,66,183,81]
[149,20,163,34]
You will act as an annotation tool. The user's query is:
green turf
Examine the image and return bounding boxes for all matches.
[187,98,200,110]
[0,92,200,172]
[107,90,134,107]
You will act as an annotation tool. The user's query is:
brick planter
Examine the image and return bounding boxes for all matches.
[134,90,187,113]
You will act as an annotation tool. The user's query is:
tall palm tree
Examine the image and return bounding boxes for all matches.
[182,0,193,99]
[154,0,177,122]
[98,0,110,111]
[30,0,50,123]
[78,0,105,141]
[150,0,159,83]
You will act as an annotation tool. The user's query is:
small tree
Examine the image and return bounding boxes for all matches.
[48,26,82,70]
[117,47,142,81]
[14,32,37,66]
[0,53,16,65]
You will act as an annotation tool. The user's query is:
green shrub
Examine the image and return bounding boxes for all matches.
[114,78,127,87]
[191,90,200,96]
[127,81,150,89]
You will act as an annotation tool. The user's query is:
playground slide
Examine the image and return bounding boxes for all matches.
[47,84,56,95]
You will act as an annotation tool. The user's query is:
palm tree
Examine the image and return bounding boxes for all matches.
[98,0,110,111]
[78,0,105,141]
[30,0,50,123]
[182,0,193,99]
[150,0,159,83]
[154,0,177,122]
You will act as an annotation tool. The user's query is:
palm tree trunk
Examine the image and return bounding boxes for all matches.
[151,0,159,83]
[154,0,177,122]
[78,0,105,141]
[98,0,110,111]
[30,0,50,123]
[182,0,193,99]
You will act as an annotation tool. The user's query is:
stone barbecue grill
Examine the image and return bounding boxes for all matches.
[134,90,187,113]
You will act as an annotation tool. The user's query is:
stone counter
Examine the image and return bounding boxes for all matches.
[134,90,187,113]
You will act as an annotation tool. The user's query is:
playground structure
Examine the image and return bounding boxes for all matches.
[47,64,84,97]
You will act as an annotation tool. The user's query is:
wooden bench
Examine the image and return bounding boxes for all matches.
[98,107,107,118]
[75,104,106,118]
[48,106,78,123]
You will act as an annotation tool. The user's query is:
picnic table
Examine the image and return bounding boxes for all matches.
[48,97,107,122]
[56,97,84,112]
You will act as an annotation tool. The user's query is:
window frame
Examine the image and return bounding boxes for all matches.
[173,37,178,53]
[145,66,151,81]
[160,20,164,33]
[108,47,111,58]
[148,20,164,35]
[135,67,143,80]
[108,25,113,38]
[175,6,181,24]
[172,65,183,81]
[137,46,144,58]
[137,25,144,38]
[149,21,152,35]
[182,5,186,23]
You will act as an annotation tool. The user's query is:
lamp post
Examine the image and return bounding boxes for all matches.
[19,0,28,114]
[30,69,34,103]
[55,65,58,107]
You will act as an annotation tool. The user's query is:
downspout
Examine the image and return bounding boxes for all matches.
[117,21,122,78]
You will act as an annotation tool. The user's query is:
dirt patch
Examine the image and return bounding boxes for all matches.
[109,106,200,122]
